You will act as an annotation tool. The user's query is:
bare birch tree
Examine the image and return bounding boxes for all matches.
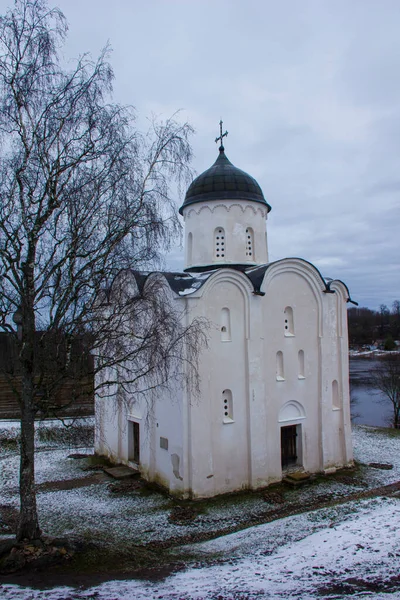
[0,0,203,541]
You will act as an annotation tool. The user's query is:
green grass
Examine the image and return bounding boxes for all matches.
[363,426,400,438]
[0,438,19,451]
[84,454,112,468]
[36,423,94,446]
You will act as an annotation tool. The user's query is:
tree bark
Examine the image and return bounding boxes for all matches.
[16,261,41,542]
[16,370,41,541]
[0,0,196,543]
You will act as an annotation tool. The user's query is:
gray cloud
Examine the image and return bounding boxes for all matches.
[0,0,398,309]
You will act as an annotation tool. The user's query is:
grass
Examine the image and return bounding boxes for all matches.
[84,454,112,468]
[36,423,94,447]
[66,540,181,577]
[2,424,400,579]
[366,425,400,438]
[0,419,95,452]
[0,438,19,452]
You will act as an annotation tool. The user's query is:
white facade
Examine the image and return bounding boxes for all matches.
[95,147,353,498]
[185,200,269,269]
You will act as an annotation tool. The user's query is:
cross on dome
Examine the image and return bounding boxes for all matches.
[215,120,228,151]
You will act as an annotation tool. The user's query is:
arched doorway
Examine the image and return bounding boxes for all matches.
[279,401,305,470]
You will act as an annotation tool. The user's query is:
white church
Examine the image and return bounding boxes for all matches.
[95,129,354,498]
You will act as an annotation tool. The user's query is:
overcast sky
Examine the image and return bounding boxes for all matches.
[2,0,399,309]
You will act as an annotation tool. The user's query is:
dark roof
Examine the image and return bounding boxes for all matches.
[179,147,271,215]
[118,263,356,304]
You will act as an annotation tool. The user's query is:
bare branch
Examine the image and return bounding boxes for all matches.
[0,0,199,542]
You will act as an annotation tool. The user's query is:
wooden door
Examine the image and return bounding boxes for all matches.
[128,421,140,463]
[281,425,297,468]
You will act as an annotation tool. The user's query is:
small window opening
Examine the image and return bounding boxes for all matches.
[214,227,225,259]
[160,436,168,450]
[128,421,140,463]
[187,232,193,266]
[222,389,233,422]
[284,306,295,336]
[276,351,284,381]
[245,227,254,259]
[298,350,305,379]
[220,307,231,342]
[332,379,340,409]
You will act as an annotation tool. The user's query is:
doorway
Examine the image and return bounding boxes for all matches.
[128,420,140,464]
[281,424,299,468]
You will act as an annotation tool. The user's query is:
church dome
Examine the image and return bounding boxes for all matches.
[179,146,271,215]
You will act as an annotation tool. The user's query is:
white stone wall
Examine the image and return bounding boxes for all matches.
[180,261,353,497]
[183,201,269,270]
[95,260,353,498]
[261,266,322,480]
[187,271,252,496]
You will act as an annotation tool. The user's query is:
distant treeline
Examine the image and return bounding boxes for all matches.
[348,301,400,348]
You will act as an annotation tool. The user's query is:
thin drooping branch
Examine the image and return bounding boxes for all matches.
[0,0,200,541]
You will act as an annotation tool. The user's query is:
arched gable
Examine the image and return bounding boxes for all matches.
[142,271,179,303]
[194,269,253,339]
[325,278,352,302]
[261,258,325,337]
[327,280,349,338]
[109,269,141,301]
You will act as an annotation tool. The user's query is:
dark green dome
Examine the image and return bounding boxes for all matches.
[179,147,271,215]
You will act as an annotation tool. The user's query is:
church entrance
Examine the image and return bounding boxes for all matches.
[128,420,140,464]
[281,424,299,468]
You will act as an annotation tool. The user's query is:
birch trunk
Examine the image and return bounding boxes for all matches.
[16,372,40,541]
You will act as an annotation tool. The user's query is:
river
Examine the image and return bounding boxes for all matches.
[349,357,393,427]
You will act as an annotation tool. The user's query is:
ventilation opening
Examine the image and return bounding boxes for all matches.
[214,227,225,259]
[245,227,254,260]
[128,421,140,463]
[222,389,233,422]
[284,306,295,336]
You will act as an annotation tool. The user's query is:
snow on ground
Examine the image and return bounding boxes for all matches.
[2,425,400,547]
[36,485,170,544]
[1,497,400,599]
[353,426,400,486]
[0,448,92,495]
[1,425,400,598]
[349,350,400,358]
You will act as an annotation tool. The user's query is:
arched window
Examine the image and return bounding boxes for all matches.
[245,227,254,260]
[276,351,284,381]
[298,350,305,379]
[220,307,231,342]
[187,232,193,266]
[284,306,295,336]
[222,389,233,422]
[214,227,225,259]
[332,379,340,409]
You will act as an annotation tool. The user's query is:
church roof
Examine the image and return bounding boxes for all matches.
[167,261,356,304]
[179,146,271,215]
[110,262,356,305]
